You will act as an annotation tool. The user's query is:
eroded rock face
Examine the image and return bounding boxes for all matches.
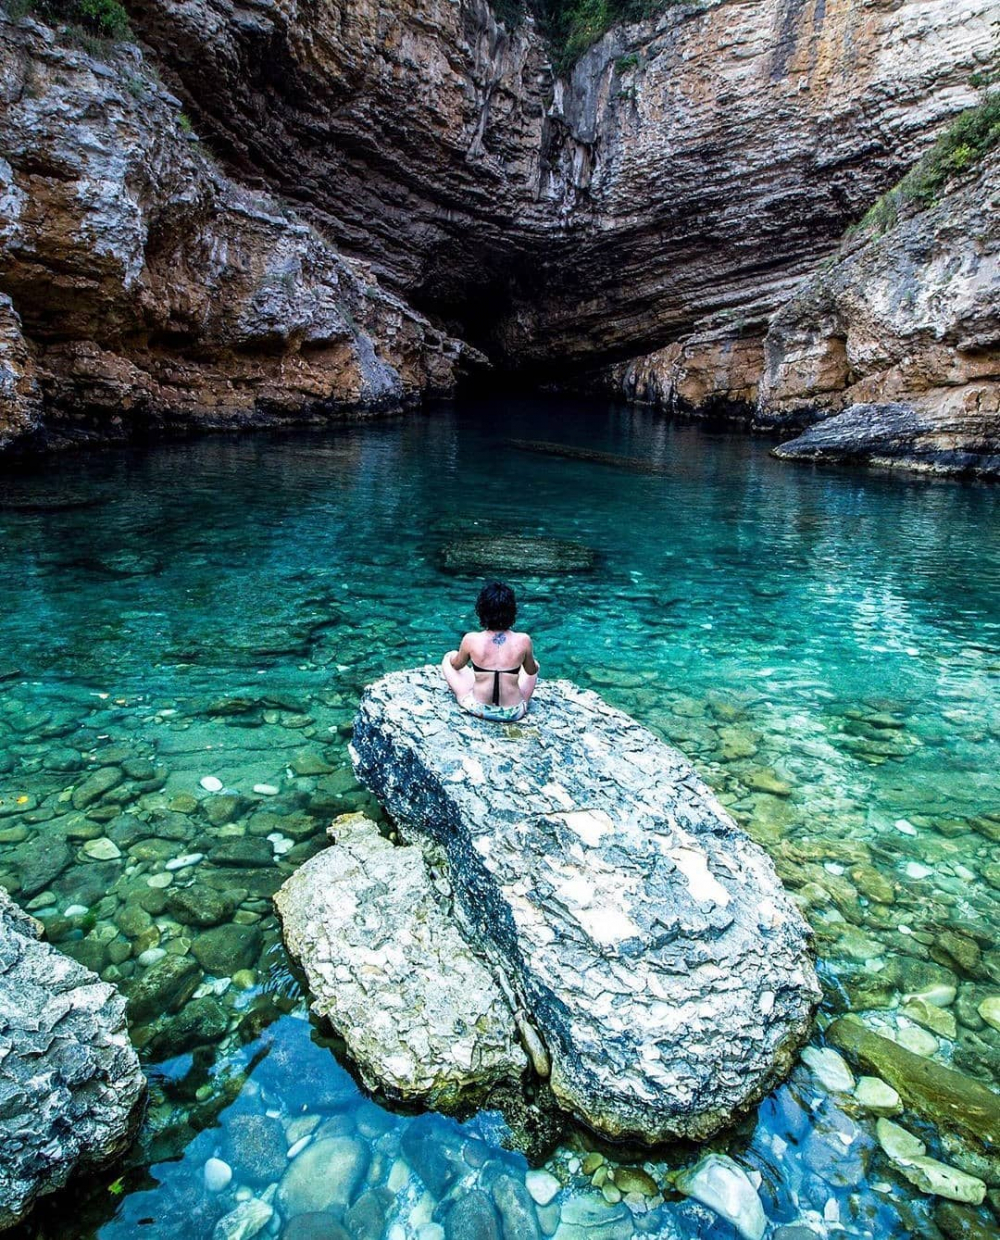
[0,886,146,1231]
[274,812,527,1109]
[127,0,995,373]
[350,667,820,1143]
[762,151,1000,475]
[0,293,40,449]
[0,16,471,450]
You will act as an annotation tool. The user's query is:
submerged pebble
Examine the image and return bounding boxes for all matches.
[203,1157,233,1192]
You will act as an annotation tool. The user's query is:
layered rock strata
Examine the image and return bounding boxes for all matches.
[349,667,820,1143]
[764,151,1000,475]
[0,16,471,451]
[2,0,996,463]
[0,887,146,1232]
[128,0,995,371]
[274,812,528,1109]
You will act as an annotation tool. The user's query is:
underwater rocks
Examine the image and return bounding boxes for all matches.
[828,1017,1000,1149]
[438,533,596,576]
[275,812,527,1109]
[349,667,820,1143]
[0,886,145,1231]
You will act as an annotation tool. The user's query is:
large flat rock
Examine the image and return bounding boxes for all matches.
[0,887,145,1230]
[274,813,527,1109]
[351,667,820,1142]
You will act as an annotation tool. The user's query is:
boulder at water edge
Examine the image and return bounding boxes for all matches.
[349,667,820,1143]
[274,812,527,1108]
[0,887,145,1230]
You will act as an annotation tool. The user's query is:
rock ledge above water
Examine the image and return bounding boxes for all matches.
[0,887,145,1231]
[344,667,820,1143]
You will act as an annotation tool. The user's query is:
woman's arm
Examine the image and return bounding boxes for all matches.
[522,637,538,676]
[450,634,472,669]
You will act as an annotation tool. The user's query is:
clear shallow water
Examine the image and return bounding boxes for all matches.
[1,398,999,1240]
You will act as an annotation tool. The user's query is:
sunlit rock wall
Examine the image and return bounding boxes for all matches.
[0,16,471,449]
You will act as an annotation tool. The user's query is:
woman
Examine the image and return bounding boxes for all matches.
[442,581,539,721]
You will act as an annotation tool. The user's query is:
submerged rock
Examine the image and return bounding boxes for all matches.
[438,533,596,576]
[674,1153,767,1240]
[0,887,145,1230]
[274,813,527,1109]
[828,1017,1000,1148]
[350,667,819,1142]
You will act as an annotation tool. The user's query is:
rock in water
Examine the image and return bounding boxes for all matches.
[675,1153,767,1240]
[350,667,820,1142]
[438,534,596,575]
[0,887,145,1230]
[274,813,527,1108]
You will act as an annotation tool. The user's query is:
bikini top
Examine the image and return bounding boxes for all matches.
[469,659,522,706]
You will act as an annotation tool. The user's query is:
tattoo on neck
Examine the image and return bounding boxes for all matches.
[492,631,507,647]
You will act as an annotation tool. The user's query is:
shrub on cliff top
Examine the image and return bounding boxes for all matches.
[853,92,1000,236]
[2,0,130,40]
[491,0,689,72]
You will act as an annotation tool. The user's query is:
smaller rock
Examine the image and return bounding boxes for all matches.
[291,752,333,776]
[897,1157,987,1205]
[853,1076,902,1116]
[978,997,1000,1033]
[612,1166,659,1197]
[82,838,121,861]
[204,1158,233,1193]
[165,853,204,872]
[212,1198,273,1240]
[894,1025,939,1057]
[200,776,224,792]
[191,925,261,975]
[876,1118,926,1162]
[675,1154,767,1240]
[902,999,957,1040]
[525,1170,561,1206]
[801,1046,855,1093]
[253,784,279,796]
[72,767,123,809]
[746,770,792,797]
[904,983,957,1009]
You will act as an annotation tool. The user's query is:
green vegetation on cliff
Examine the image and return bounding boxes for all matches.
[492,0,690,72]
[2,0,130,40]
[854,92,1000,235]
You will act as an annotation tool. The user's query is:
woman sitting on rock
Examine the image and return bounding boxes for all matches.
[442,580,539,722]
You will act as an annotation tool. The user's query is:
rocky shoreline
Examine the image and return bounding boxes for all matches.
[0,887,145,1231]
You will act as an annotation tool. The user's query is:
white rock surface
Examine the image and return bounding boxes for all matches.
[350,667,820,1142]
[0,887,145,1230]
[801,1046,855,1093]
[675,1154,767,1240]
[274,813,526,1108]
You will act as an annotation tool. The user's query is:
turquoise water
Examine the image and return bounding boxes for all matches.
[2,398,999,1239]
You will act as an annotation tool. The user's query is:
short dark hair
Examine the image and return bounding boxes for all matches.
[476,581,517,631]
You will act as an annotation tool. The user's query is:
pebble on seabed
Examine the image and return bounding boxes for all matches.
[200,776,224,793]
[203,1157,233,1192]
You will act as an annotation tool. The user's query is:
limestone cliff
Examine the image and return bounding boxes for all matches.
[0,15,472,449]
[0,0,997,466]
[764,149,1000,475]
[127,0,995,371]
